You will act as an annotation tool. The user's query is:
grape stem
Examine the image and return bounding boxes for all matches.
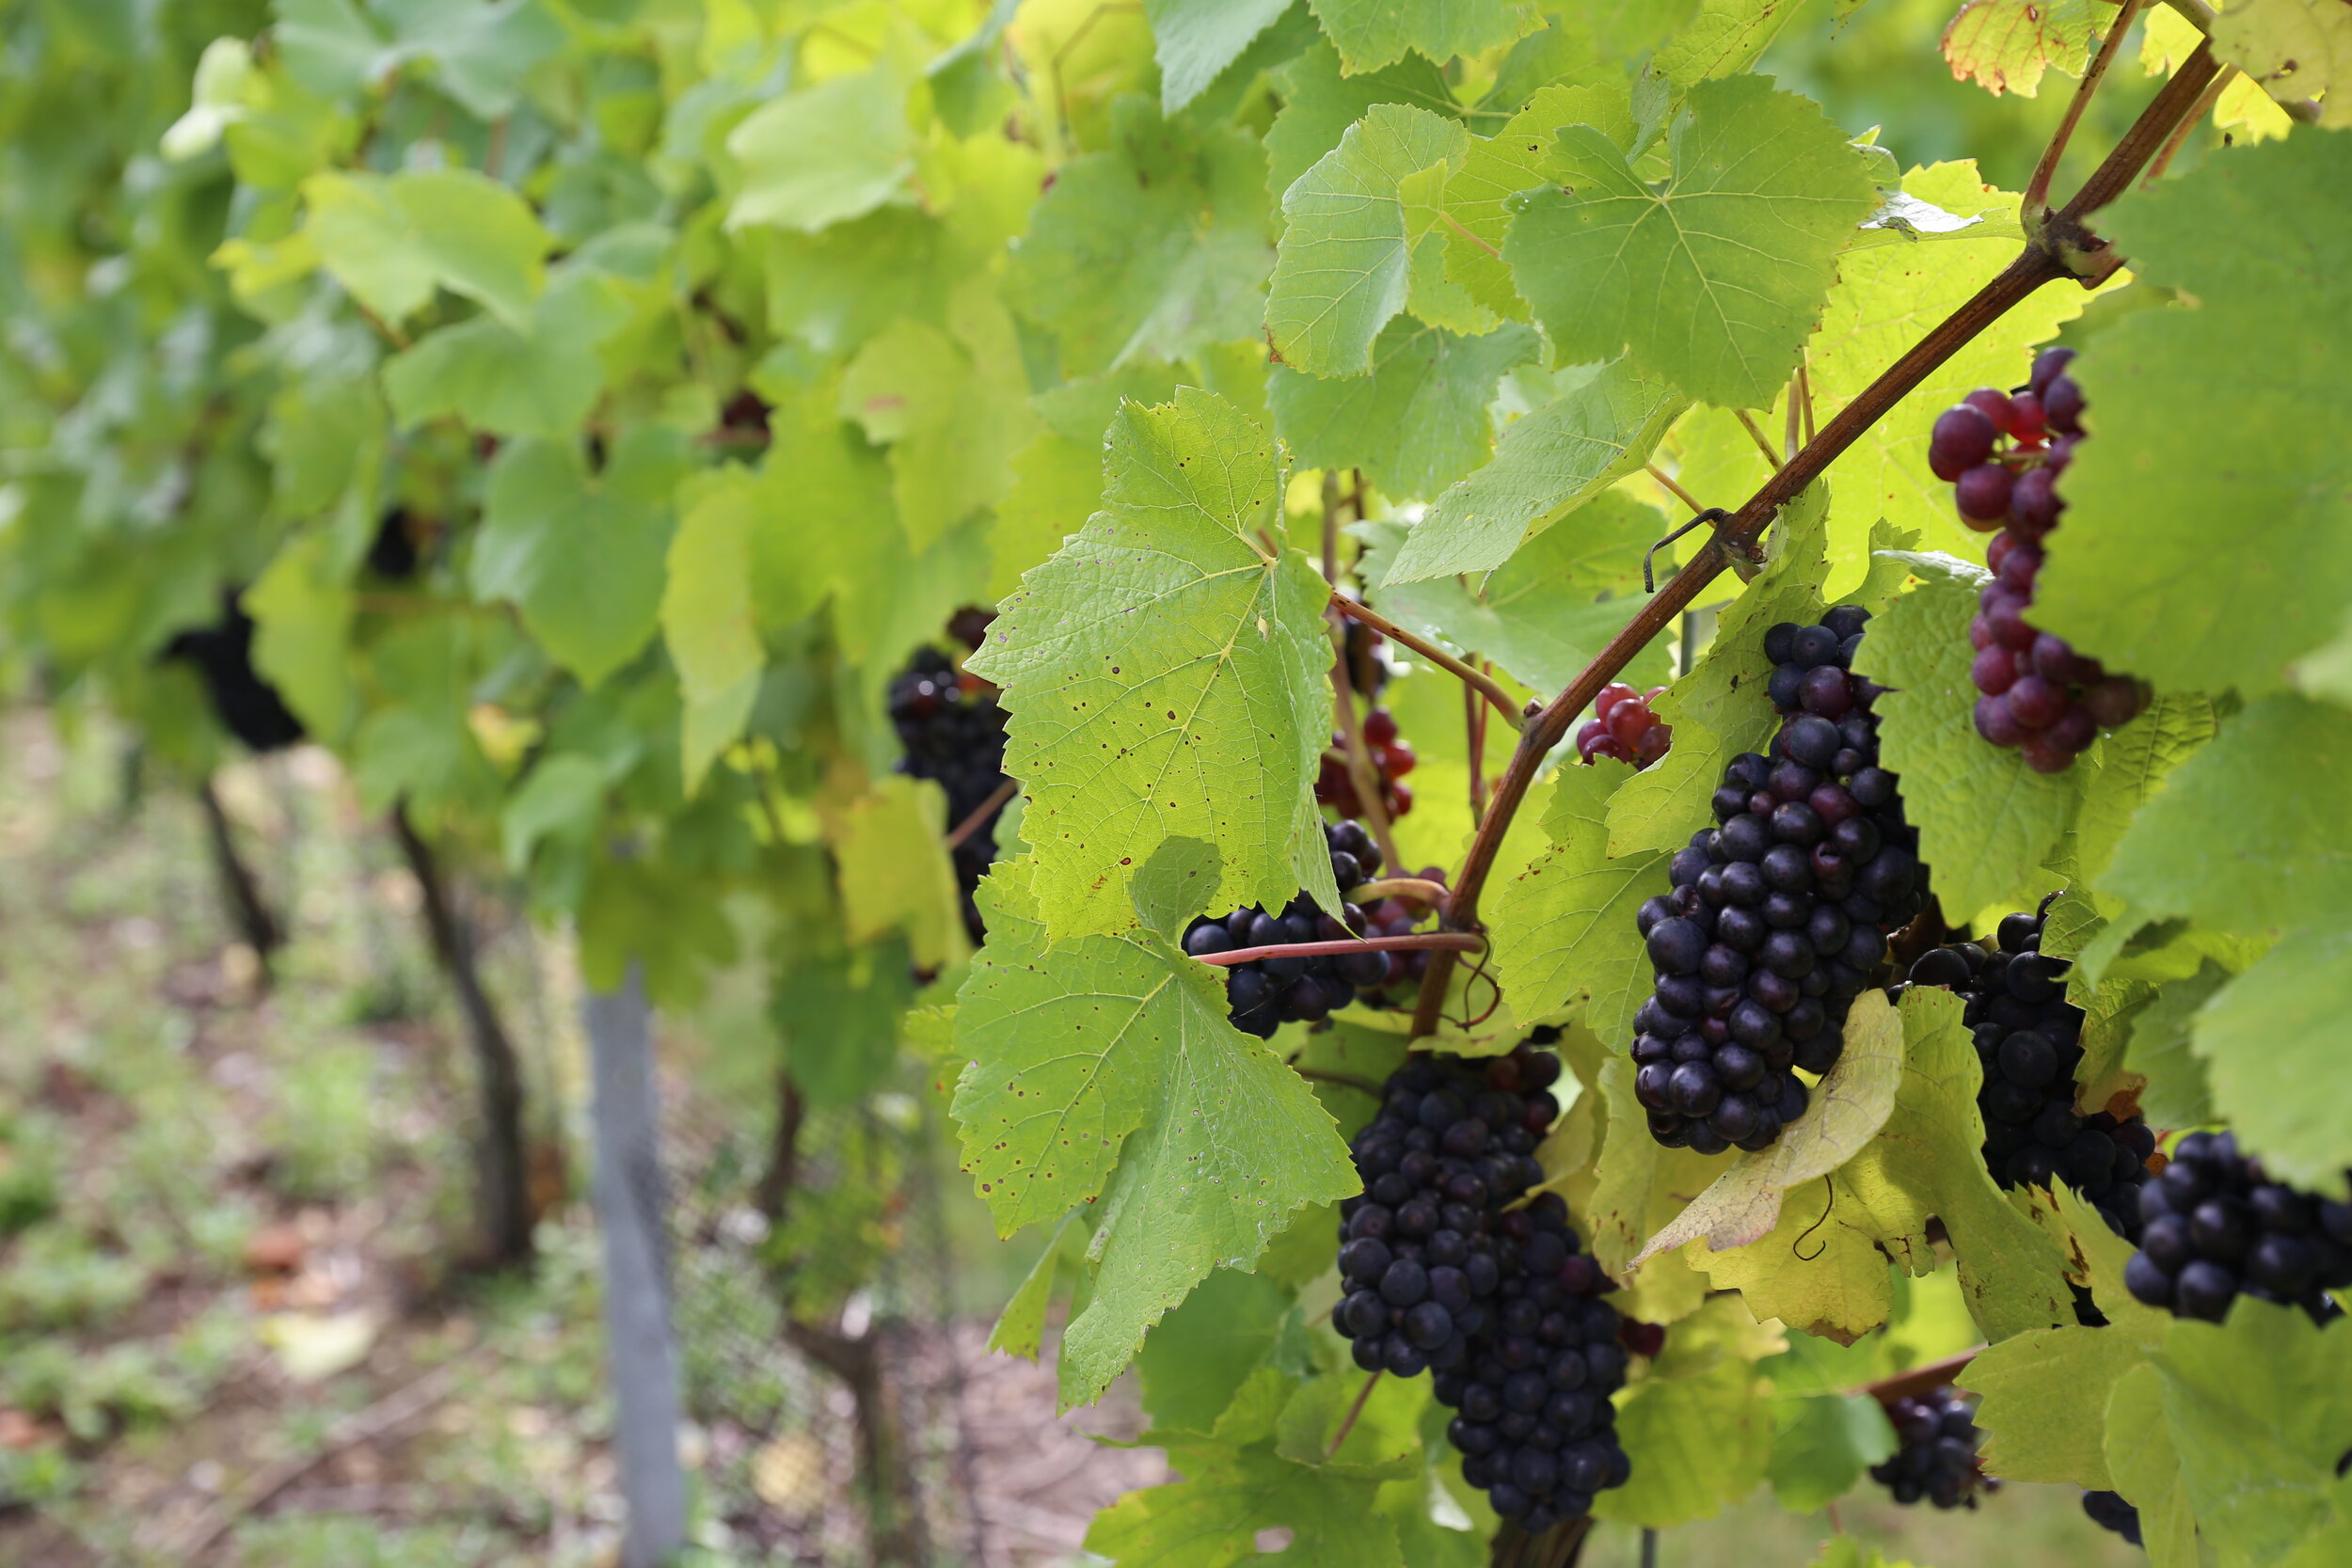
[944,777,1019,850]
[1327,1371,1383,1458]
[2025,0,2147,218]
[1413,51,2228,1045]
[1330,594,1528,731]
[1347,877,1454,910]
[1191,931,1485,967]
[1859,1347,1983,1405]
[1731,406,1783,469]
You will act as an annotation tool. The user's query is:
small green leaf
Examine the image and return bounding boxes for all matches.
[1269,318,1540,500]
[1440,83,1636,321]
[1145,0,1292,111]
[1383,358,1689,583]
[1767,1391,1897,1512]
[725,65,918,233]
[663,470,766,793]
[1595,1295,1781,1527]
[1136,1266,1292,1433]
[834,777,971,974]
[1263,40,1456,206]
[1305,0,1540,73]
[2194,922,2352,1195]
[1007,97,1271,376]
[380,268,634,438]
[474,428,691,687]
[303,167,548,330]
[244,533,357,741]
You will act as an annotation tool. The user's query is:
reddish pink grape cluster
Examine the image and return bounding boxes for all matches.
[1928,347,2147,773]
[1317,705,1419,819]
[1574,682,1672,767]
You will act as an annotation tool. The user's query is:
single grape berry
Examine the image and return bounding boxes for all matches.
[1870,1386,1995,1510]
[1631,608,1923,1155]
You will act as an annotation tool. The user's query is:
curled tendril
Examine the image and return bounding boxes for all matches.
[1792,1175,1838,1262]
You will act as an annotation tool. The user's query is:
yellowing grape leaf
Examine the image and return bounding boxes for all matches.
[968,389,1340,942]
[1632,992,1906,1265]
[951,850,1356,1406]
[662,469,765,793]
[1941,0,2103,96]
[2213,0,2352,127]
[1502,75,1878,408]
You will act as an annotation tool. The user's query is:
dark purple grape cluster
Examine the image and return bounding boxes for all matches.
[1629,607,1925,1153]
[2082,1489,2143,1546]
[164,591,308,753]
[1184,821,1394,1037]
[1870,1386,1995,1510]
[2124,1132,2352,1323]
[888,637,1009,943]
[1336,1039,1633,1535]
[1929,348,2149,773]
[1902,907,2153,1241]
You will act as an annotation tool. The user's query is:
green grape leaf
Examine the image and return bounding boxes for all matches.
[1136,1266,1293,1433]
[1655,0,1814,82]
[2102,694,2352,940]
[350,620,502,816]
[1595,1295,1782,1527]
[1146,0,1292,112]
[2214,0,2352,128]
[1441,84,1636,322]
[1940,0,2100,96]
[834,777,972,974]
[2193,921,2352,1195]
[2122,964,2223,1132]
[1767,1389,1898,1512]
[579,856,740,1008]
[725,64,918,233]
[244,533,358,742]
[1355,494,1661,696]
[275,0,564,120]
[1841,987,2074,1339]
[967,390,1339,941]
[1274,1369,1429,1475]
[838,291,1036,551]
[1490,759,1670,1049]
[2049,691,2218,888]
[1502,76,1878,408]
[2033,133,2352,696]
[2106,1364,2201,1568]
[1632,992,1906,1265]
[1384,358,1690,583]
[1269,318,1540,500]
[952,853,1356,1406]
[773,938,919,1108]
[1854,552,2079,924]
[663,470,767,794]
[1602,489,1840,860]
[380,268,634,438]
[1263,40,1457,207]
[474,429,691,688]
[1007,97,1271,376]
[1266,103,1470,376]
[988,1213,1079,1360]
[1085,1433,1404,1565]
[302,168,548,331]
[2152,1302,2352,1562]
[1305,0,1539,72]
